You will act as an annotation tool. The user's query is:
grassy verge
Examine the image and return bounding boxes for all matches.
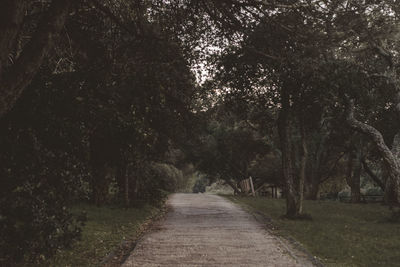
[225,196,400,267]
[45,203,163,267]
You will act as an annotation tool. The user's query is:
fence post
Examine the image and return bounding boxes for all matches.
[249,176,255,197]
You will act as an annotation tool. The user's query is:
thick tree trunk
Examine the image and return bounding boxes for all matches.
[0,0,72,118]
[386,83,400,203]
[345,98,400,204]
[385,177,397,204]
[370,45,400,205]
[278,87,300,217]
[386,132,400,204]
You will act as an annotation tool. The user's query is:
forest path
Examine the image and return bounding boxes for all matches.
[122,193,313,267]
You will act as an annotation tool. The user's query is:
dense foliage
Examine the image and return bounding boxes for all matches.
[0,1,196,264]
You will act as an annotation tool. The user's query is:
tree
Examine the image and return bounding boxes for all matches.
[189,100,269,194]
[205,0,400,215]
[0,1,197,263]
[334,2,400,204]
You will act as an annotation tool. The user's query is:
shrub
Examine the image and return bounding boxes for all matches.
[133,162,184,206]
[0,126,87,265]
[0,183,85,265]
[365,187,384,196]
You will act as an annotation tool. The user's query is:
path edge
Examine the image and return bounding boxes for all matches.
[100,200,171,267]
[222,195,325,267]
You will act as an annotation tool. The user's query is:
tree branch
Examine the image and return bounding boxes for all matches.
[373,45,394,69]
[0,0,28,75]
[319,151,347,184]
[0,0,72,118]
[362,158,385,190]
[345,95,400,201]
[245,46,280,61]
[89,0,138,36]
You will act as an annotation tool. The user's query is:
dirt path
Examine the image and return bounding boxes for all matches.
[122,193,314,267]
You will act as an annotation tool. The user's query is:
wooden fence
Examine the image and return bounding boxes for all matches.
[237,177,255,196]
[338,195,384,203]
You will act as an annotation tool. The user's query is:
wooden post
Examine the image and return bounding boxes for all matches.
[249,176,255,197]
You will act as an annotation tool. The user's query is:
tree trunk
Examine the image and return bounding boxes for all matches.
[278,87,300,217]
[298,116,308,213]
[0,0,72,118]
[351,159,362,203]
[89,132,111,206]
[385,84,400,204]
[307,179,320,200]
[345,97,400,204]
[392,133,400,159]
[384,177,397,204]
[91,163,108,206]
[385,132,400,204]
[346,148,362,203]
[369,45,400,205]
[125,163,139,204]
[305,130,327,200]
[116,161,129,206]
[124,172,130,207]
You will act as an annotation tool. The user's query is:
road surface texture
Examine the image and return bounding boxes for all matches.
[122,193,314,267]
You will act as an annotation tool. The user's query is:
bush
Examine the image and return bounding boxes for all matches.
[133,162,184,206]
[147,162,184,193]
[365,187,384,196]
[0,127,87,265]
[338,190,350,198]
[0,184,85,265]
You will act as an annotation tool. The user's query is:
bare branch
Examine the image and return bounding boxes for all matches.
[245,46,280,61]
[89,0,138,36]
[362,158,385,190]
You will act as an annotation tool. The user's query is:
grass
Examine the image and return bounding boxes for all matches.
[224,196,400,267]
[45,203,162,267]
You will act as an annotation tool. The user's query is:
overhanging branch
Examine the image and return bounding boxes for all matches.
[0,0,72,118]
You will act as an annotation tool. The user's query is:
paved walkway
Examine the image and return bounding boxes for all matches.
[122,193,313,266]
